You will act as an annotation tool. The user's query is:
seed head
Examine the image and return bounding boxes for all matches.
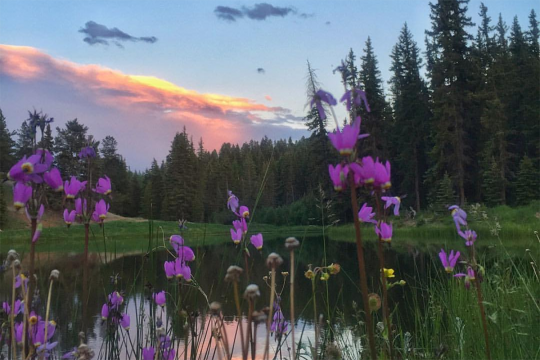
[225,265,243,282]
[368,293,381,312]
[244,284,261,300]
[252,310,267,324]
[209,302,222,315]
[266,253,283,269]
[328,263,341,275]
[50,269,60,281]
[285,237,300,250]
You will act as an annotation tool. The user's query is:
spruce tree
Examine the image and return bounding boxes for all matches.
[54,119,89,177]
[515,156,539,205]
[389,23,431,210]
[426,0,476,206]
[0,109,16,174]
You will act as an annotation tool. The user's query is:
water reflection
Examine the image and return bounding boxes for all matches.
[1,237,432,359]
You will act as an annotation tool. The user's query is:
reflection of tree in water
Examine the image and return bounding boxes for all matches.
[1,237,433,355]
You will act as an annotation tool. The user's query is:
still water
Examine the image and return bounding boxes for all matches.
[1,236,435,359]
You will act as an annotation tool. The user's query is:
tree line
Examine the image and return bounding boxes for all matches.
[0,0,538,227]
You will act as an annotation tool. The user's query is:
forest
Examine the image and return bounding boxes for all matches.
[0,2,538,227]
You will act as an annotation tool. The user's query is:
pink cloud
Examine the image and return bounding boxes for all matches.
[265,95,272,101]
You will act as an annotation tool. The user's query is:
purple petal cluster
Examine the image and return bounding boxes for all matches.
[439,249,460,273]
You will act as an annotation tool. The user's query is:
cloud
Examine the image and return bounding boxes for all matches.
[79,21,158,47]
[325,21,331,26]
[215,3,311,22]
[214,6,244,22]
[265,95,272,101]
[257,68,265,74]
[0,45,307,168]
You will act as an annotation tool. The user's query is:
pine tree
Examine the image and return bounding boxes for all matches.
[434,172,457,212]
[515,156,539,205]
[0,185,7,229]
[482,156,503,206]
[0,109,16,174]
[389,23,431,210]
[426,0,476,206]
[54,119,89,177]
[527,9,539,56]
[359,37,389,159]
[15,121,33,158]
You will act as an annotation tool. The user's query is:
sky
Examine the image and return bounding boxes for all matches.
[0,0,537,170]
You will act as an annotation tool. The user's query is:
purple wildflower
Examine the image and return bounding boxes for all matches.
[62,347,77,359]
[381,196,401,216]
[239,205,250,218]
[250,233,263,250]
[233,218,248,234]
[142,348,155,360]
[94,176,112,195]
[375,222,393,243]
[43,168,63,192]
[78,146,96,159]
[439,249,460,273]
[170,234,184,250]
[340,89,371,112]
[458,229,477,246]
[227,190,239,213]
[449,205,468,232]
[153,291,166,307]
[64,177,87,199]
[109,291,124,308]
[63,209,76,227]
[32,223,42,243]
[120,314,130,329]
[230,228,242,244]
[374,159,391,190]
[454,267,476,290]
[75,198,87,216]
[164,261,175,279]
[328,163,349,191]
[311,89,337,120]
[94,200,109,222]
[13,182,32,210]
[177,246,195,262]
[358,203,377,224]
[328,117,362,156]
[101,304,109,319]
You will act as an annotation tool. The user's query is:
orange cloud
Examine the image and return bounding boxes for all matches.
[0,44,282,119]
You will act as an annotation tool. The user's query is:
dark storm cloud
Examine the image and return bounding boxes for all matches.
[257,68,265,74]
[214,6,244,22]
[79,21,158,47]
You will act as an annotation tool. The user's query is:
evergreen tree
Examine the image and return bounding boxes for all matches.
[527,9,539,56]
[0,185,7,229]
[54,119,89,177]
[389,23,431,210]
[433,172,457,212]
[0,109,16,174]
[38,124,54,152]
[15,121,33,158]
[426,0,476,206]
[359,37,390,159]
[515,156,539,205]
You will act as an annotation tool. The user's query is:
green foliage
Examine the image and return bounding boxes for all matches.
[433,172,456,212]
[0,184,7,229]
[53,118,90,177]
[515,156,539,205]
[482,157,504,206]
[0,109,16,174]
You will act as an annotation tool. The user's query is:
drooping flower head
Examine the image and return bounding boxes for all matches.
[43,168,63,192]
[439,249,461,273]
[374,159,391,190]
[63,209,76,227]
[449,205,468,232]
[13,182,32,210]
[109,291,124,309]
[381,196,401,216]
[101,304,109,320]
[153,291,166,307]
[458,229,477,246]
[358,203,376,224]
[78,146,96,159]
[177,246,195,262]
[227,190,239,213]
[233,218,248,234]
[75,198,87,216]
[375,222,393,243]
[239,205,250,218]
[328,117,363,156]
[169,235,184,252]
[94,200,109,221]
[351,156,376,187]
[64,177,87,199]
[250,233,263,250]
[328,164,349,191]
[310,89,337,120]
[340,88,371,112]
[32,223,43,243]
[454,267,476,290]
[270,308,289,338]
[230,228,242,244]
[164,261,175,279]
[120,314,130,329]
[94,176,112,195]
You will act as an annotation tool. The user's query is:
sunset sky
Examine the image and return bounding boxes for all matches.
[0,1,537,170]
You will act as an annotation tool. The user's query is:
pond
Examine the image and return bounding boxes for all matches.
[0,234,529,359]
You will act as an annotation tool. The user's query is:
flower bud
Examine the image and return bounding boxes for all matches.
[328,263,341,275]
[305,270,315,280]
[368,293,381,312]
[320,272,330,281]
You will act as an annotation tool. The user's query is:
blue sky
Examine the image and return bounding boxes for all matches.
[0,0,537,170]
